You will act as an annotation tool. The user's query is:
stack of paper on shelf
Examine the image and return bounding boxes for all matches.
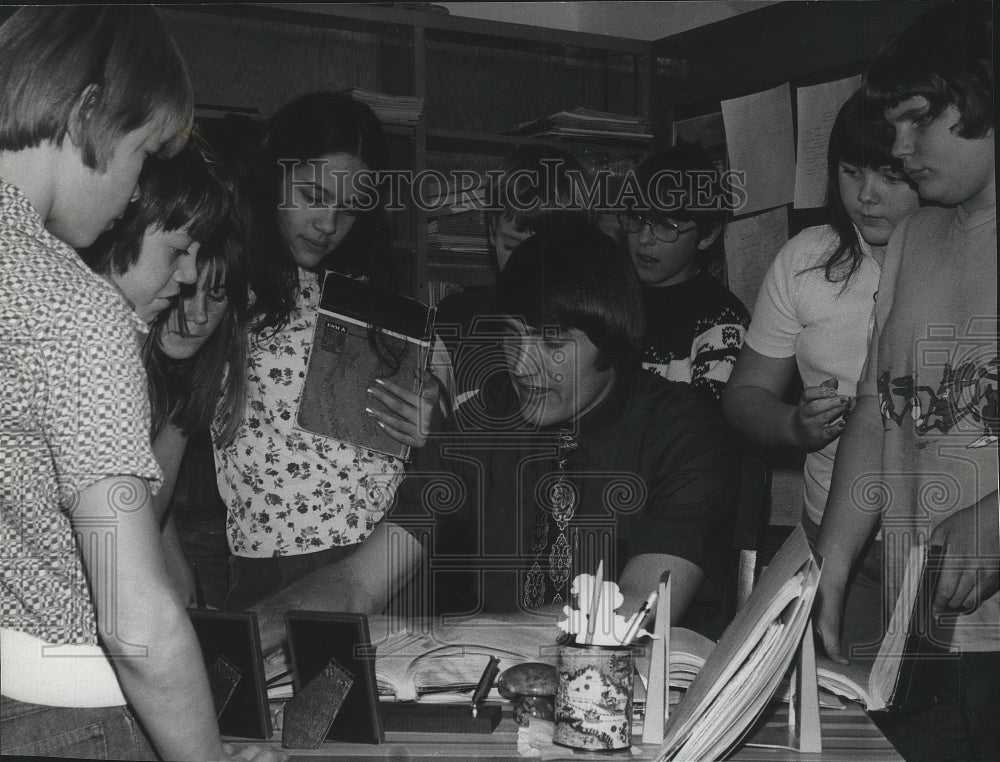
[343,87,424,126]
[504,107,652,145]
[427,209,489,253]
[654,526,822,762]
[421,173,489,217]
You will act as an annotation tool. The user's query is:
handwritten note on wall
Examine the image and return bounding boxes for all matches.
[721,84,795,217]
[794,75,862,209]
[724,206,789,315]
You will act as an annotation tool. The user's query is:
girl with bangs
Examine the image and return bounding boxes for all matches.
[82,142,232,325]
[145,214,250,608]
[723,89,921,656]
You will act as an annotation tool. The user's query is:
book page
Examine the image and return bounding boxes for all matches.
[721,83,795,216]
[723,206,788,316]
[793,75,861,209]
[869,541,929,710]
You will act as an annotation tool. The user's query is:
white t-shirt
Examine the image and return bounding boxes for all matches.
[745,225,881,524]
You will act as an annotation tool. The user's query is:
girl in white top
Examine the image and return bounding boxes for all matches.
[722,91,920,652]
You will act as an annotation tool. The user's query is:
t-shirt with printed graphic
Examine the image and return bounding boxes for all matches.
[858,202,998,653]
[214,267,403,558]
[745,225,882,525]
[640,270,750,402]
[0,181,162,645]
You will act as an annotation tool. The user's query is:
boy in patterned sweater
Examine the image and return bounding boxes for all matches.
[619,141,749,403]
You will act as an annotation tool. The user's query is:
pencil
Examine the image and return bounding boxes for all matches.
[621,589,659,645]
[585,560,604,645]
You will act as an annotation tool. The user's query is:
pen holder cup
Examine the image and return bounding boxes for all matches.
[553,642,633,751]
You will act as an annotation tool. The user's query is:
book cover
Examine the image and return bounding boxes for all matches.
[296,272,435,460]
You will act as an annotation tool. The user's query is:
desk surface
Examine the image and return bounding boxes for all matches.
[257,701,902,762]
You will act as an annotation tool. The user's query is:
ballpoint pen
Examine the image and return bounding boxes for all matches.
[471,655,501,718]
[621,589,659,645]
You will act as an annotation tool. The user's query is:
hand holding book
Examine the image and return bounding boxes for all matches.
[295,272,436,460]
[365,370,441,450]
[928,494,1000,613]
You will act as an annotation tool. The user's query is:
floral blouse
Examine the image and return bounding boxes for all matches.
[214,268,403,557]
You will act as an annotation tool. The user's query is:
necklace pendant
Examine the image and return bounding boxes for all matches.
[549,480,577,530]
[548,532,572,589]
[524,562,545,609]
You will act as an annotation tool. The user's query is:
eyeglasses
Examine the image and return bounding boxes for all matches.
[617,213,698,243]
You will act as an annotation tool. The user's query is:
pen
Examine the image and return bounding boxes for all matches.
[471,655,501,717]
[621,589,659,645]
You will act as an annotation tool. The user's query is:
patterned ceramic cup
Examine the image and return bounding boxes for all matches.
[553,642,633,751]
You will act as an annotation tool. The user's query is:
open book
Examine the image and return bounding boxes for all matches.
[654,525,822,762]
[295,272,435,460]
[817,543,951,712]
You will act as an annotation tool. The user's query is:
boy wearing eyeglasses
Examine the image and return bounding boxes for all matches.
[620,141,749,403]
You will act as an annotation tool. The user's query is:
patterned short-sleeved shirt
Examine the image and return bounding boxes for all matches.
[214,268,403,558]
[0,181,162,645]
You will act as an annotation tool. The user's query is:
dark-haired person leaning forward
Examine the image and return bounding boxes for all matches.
[391,221,738,634]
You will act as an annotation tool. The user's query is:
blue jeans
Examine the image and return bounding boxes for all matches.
[0,695,156,759]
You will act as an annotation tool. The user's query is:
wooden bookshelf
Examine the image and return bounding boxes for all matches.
[159,2,654,302]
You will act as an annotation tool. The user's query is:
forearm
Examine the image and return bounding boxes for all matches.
[722,385,798,448]
[253,522,424,653]
[76,478,223,760]
[110,598,225,760]
[618,553,704,626]
[162,513,196,606]
[816,396,883,585]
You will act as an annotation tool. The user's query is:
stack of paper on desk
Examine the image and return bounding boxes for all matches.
[654,526,822,762]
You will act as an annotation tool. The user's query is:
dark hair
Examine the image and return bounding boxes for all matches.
[630,139,725,237]
[82,143,232,277]
[145,206,250,446]
[493,220,643,372]
[488,145,595,231]
[864,0,993,139]
[242,92,391,336]
[0,6,192,168]
[817,89,911,286]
